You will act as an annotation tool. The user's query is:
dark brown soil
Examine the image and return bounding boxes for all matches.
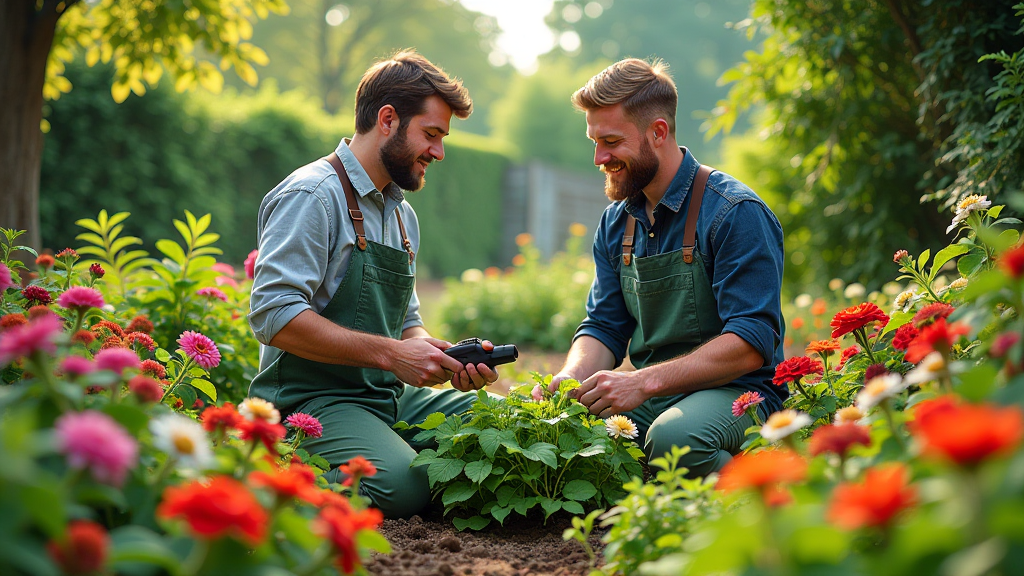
[366,507,605,576]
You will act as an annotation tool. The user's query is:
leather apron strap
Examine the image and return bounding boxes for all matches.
[622,164,714,266]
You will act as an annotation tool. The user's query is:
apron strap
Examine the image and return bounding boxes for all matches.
[622,215,636,266]
[325,153,367,251]
[682,165,714,264]
[393,210,415,264]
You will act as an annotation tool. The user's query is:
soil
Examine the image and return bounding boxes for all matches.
[366,506,605,576]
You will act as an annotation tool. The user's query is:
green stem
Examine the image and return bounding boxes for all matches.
[149,455,177,487]
[880,400,906,452]
[182,539,210,576]
[962,468,987,545]
[854,328,877,365]
[294,544,335,576]
[160,357,194,402]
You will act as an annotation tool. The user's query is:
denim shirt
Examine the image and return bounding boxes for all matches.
[575,148,788,409]
[248,140,422,355]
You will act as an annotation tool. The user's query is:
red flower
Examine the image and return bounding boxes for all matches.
[340,455,378,480]
[125,315,154,334]
[128,375,163,403]
[999,244,1024,278]
[28,304,55,319]
[891,323,919,351]
[809,424,871,458]
[140,359,167,379]
[827,464,917,530]
[805,339,841,356]
[893,250,909,264]
[91,320,125,339]
[157,476,268,545]
[250,464,320,503]
[903,319,971,363]
[238,418,287,453]
[831,303,889,339]
[21,285,52,305]
[863,363,889,382]
[47,520,110,575]
[763,485,793,508]
[201,403,244,433]
[315,506,384,574]
[716,449,807,493]
[838,346,861,369]
[36,254,55,269]
[89,263,105,278]
[0,313,28,330]
[912,302,955,328]
[126,331,156,351]
[772,356,823,387]
[910,398,1024,466]
[72,329,96,345]
[56,248,79,259]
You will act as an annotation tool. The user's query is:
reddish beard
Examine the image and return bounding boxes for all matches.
[602,137,659,202]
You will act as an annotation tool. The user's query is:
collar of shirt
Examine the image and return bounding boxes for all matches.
[335,138,407,204]
[623,147,701,227]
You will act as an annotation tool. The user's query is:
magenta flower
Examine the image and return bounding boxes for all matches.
[94,347,141,375]
[0,314,63,365]
[732,391,765,418]
[0,262,13,292]
[196,287,229,302]
[244,249,258,280]
[58,286,105,311]
[177,331,221,370]
[285,412,324,438]
[55,410,138,486]
[60,356,97,377]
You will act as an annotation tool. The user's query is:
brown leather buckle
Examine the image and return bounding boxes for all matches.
[682,246,694,264]
[623,253,632,266]
[357,237,367,250]
[349,209,363,221]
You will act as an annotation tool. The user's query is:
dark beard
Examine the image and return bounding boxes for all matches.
[379,123,428,191]
[603,137,659,202]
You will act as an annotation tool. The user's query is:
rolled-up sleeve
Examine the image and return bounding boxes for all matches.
[709,200,784,365]
[573,214,637,366]
[248,190,332,345]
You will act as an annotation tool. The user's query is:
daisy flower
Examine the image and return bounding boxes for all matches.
[604,415,638,439]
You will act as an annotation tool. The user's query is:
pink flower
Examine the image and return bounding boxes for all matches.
[531,384,544,402]
[196,287,229,302]
[0,314,63,365]
[211,263,236,276]
[128,375,164,403]
[177,331,221,370]
[215,276,240,288]
[732,391,765,418]
[244,250,258,280]
[61,356,96,377]
[89,263,105,278]
[55,410,138,486]
[94,347,141,375]
[58,287,105,311]
[0,262,13,292]
[285,413,324,438]
[126,332,156,351]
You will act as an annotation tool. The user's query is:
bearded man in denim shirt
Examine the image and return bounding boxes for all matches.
[551,58,787,477]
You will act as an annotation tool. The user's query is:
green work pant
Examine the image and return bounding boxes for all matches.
[296,384,477,518]
[622,384,760,478]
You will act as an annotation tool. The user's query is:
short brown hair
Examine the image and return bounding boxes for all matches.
[572,58,677,134]
[354,50,472,134]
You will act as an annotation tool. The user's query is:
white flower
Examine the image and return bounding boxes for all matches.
[894,289,916,312]
[828,278,845,291]
[794,293,813,308]
[605,415,638,439]
[460,268,484,283]
[835,406,866,425]
[855,374,908,411]
[947,194,992,233]
[904,352,948,385]
[571,271,592,285]
[150,414,214,470]
[239,397,281,424]
[844,283,866,299]
[760,410,812,441]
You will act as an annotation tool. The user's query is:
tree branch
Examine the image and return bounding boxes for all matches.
[882,0,922,56]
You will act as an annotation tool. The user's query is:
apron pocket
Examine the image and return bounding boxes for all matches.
[629,271,701,351]
[353,263,415,337]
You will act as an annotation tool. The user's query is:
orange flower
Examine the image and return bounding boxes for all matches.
[47,520,109,575]
[316,506,385,574]
[827,464,916,529]
[910,398,1024,466]
[717,449,807,493]
[999,244,1024,278]
[791,317,805,330]
[512,254,526,266]
[811,298,828,316]
[157,476,268,545]
[250,464,320,504]
[237,418,287,454]
[340,455,378,480]
[830,303,889,339]
[763,485,793,508]
[201,402,244,433]
[903,319,971,363]
[0,313,28,330]
[484,266,501,278]
[805,339,840,356]
[809,423,871,458]
[515,233,533,247]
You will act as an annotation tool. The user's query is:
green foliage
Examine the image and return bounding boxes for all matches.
[398,375,643,530]
[75,210,149,299]
[0,229,37,286]
[437,227,594,350]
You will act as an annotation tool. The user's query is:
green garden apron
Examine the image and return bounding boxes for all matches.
[249,152,418,422]
[619,164,754,476]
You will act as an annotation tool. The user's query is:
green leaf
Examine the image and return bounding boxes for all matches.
[882,311,914,337]
[958,250,987,277]
[409,448,438,468]
[109,526,182,574]
[478,428,502,458]
[956,363,1000,402]
[490,505,513,524]
[930,244,970,276]
[918,248,931,270]
[655,534,684,548]
[356,529,392,554]
[561,500,585,515]
[496,485,517,507]
[442,482,477,506]
[427,459,465,485]
[419,412,447,430]
[155,239,187,265]
[513,496,537,516]
[103,404,150,436]
[577,445,606,458]
[562,479,598,501]
[464,460,493,483]
[521,442,558,468]
[452,516,491,531]
[540,498,562,518]
[189,378,217,403]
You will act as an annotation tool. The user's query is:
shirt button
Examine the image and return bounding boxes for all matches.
[649,232,654,237]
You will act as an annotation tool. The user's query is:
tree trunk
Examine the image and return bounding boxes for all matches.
[0,1,60,251]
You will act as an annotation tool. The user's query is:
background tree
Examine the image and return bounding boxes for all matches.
[1,0,287,251]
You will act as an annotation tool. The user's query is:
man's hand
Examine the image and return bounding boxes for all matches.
[450,340,499,392]
[388,338,464,387]
[572,370,651,417]
[548,371,577,393]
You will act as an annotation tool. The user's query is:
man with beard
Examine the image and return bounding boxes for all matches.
[247,51,498,517]
[550,58,786,477]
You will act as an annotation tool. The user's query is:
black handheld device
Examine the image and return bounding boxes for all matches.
[444,338,518,369]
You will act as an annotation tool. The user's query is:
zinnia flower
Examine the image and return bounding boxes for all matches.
[244,249,258,280]
[212,263,236,276]
[732,391,765,418]
[126,332,156,351]
[94,347,141,375]
[893,289,916,312]
[47,520,110,575]
[837,346,860,369]
[999,244,1024,279]
[91,320,125,339]
[158,476,268,545]
[89,263,105,278]
[912,302,955,329]
[177,331,221,370]
[56,248,79,259]
[990,332,1021,358]
[855,374,907,411]
[805,339,841,356]
[604,415,639,439]
[285,412,323,438]
[809,424,871,458]
[891,323,919,351]
[0,262,13,292]
[125,315,154,334]
[893,250,909,264]
[340,455,378,479]
[250,464,320,504]
[811,298,828,316]
[910,397,1023,466]
[60,356,97,378]
[904,352,948,385]
[0,313,63,365]
[150,414,214,470]
[316,505,384,574]
[55,410,138,486]
[863,363,889,382]
[772,356,823,387]
[903,318,971,364]
[717,449,807,493]
[831,303,889,339]
[21,285,52,305]
[0,313,28,330]
[238,418,287,453]
[28,304,56,320]
[202,403,245,433]
[72,329,95,345]
[196,287,229,302]
[827,464,917,529]
[835,406,866,425]
[128,375,164,403]
[947,194,992,233]
[239,397,281,424]
[760,410,812,441]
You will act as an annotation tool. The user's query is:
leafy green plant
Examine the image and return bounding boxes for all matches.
[0,228,38,286]
[75,210,150,299]
[397,374,644,531]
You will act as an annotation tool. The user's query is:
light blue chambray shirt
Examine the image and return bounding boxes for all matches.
[247,140,422,363]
